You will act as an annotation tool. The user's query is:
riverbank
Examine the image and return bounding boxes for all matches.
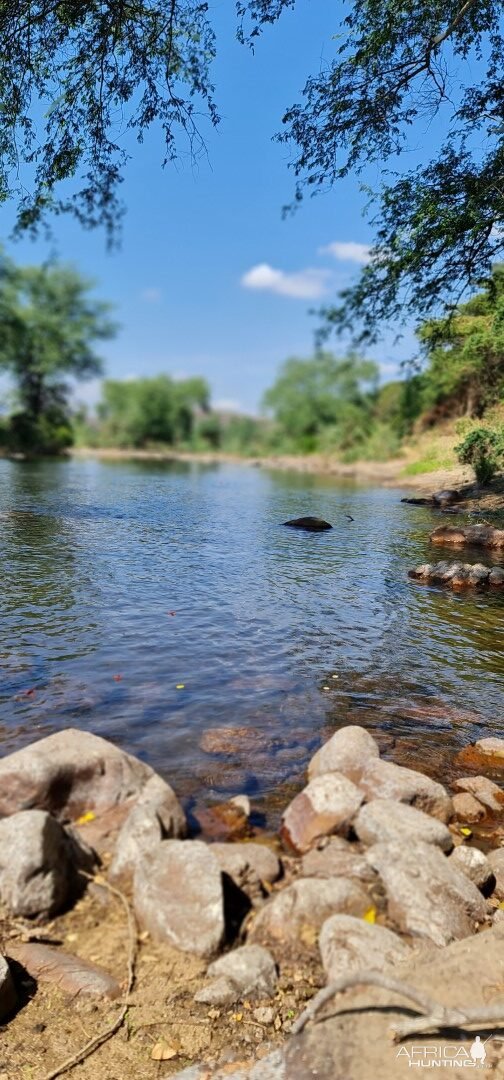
[1,726,504,1079]
[72,447,504,510]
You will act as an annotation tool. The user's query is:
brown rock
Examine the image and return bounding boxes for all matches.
[308,725,379,783]
[280,774,364,854]
[487,848,504,899]
[455,743,504,774]
[452,792,486,823]
[301,838,376,883]
[133,840,226,957]
[199,727,265,755]
[319,914,410,981]
[354,799,453,851]
[358,759,452,822]
[210,842,281,900]
[430,524,504,548]
[0,728,153,820]
[453,776,504,814]
[193,802,251,842]
[366,840,486,946]
[109,774,186,881]
[249,877,371,946]
[7,942,121,999]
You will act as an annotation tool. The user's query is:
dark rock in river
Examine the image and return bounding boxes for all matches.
[282,516,332,531]
[432,489,461,506]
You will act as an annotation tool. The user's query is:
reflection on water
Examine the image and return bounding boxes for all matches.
[0,458,503,822]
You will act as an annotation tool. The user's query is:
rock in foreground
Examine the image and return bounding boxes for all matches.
[353,799,453,851]
[250,877,370,946]
[133,840,227,957]
[319,914,410,981]
[7,942,121,999]
[109,774,186,881]
[280,774,364,854]
[194,944,277,1005]
[308,725,379,783]
[0,728,153,820]
[367,840,486,946]
[0,810,90,918]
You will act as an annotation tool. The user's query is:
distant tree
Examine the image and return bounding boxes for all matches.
[0,253,115,453]
[98,374,209,447]
[418,265,504,420]
[262,352,379,452]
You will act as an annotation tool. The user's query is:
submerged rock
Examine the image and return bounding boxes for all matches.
[319,914,410,982]
[0,728,153,820]
[282,516,332,531]
[280,774,364,854]
[308,725,379,783]
[7,942,121,999]
[0,810,92,918]
[133,840,227,957]
[366,840,486,946]
[249,877,370,946]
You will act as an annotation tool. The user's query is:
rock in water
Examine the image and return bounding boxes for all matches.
[133,840,227,957]
[282,516,332,531]
[0,728,154,819]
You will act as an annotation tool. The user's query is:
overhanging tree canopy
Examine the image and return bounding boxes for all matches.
[1,1,503,334]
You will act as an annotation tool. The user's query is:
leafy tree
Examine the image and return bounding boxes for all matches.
[455,426,504,483]
[1,0,503,343]
[418,265,504,419]
[262,352,379,452]
[0,253,115,452]
[97,374,209,447]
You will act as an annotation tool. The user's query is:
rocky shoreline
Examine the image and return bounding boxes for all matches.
[1,726,504,1078]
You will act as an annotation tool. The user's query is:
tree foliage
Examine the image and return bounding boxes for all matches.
[96,374,209,447]
[0,253,115,452]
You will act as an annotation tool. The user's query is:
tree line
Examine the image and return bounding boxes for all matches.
[0,253,503,471]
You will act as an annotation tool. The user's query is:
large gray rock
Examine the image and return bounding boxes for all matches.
[0,956,16,1019]
[194,944,277,1004]
[250,877,371,946]
[210,842,281,900]
[308,726,379,783]
[301,838,376,883]
[281,922,504,1080]
[133,840,226,957]
[487,848,504,899]
[453,775,504,813]
[0,728,153,820]
[280,774,364,854]
[449,845,494,891]
[319,914,410,981]
[366,840,486,946]
[0,810,89,918]
[358,759,452,822]
[108,774,186,881]
[354,799,453,851]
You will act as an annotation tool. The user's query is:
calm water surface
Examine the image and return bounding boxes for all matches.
[1,458,503,823]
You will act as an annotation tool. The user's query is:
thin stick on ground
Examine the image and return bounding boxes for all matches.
[39,875,138,1080]
[292,971,504,1041]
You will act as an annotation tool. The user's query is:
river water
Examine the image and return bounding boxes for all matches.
[0,457,503,824]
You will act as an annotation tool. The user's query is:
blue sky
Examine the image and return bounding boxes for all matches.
[0,0,417,414]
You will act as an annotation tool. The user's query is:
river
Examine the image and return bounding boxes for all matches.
[1,457,503,825]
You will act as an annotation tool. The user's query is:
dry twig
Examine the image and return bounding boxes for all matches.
[39,874,138,1080]
[292,971,504,1041]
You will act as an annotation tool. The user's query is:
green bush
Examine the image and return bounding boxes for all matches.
[454,427,504,484]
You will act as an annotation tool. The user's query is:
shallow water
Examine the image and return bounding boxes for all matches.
[0,457,503,823]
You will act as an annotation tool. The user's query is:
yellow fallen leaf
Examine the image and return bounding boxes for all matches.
[363,907,377,924]
[75,811,96,825]
[499,902,504,911]
[176,683,185,690]
[231,1012,243,1022]
[460,827,472,837]
[151,1041,178,1061]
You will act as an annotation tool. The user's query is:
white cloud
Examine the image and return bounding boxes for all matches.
[213,398,248,414]
[140,287,163,303]
[319,241,371,265]
[241,262,331,300]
